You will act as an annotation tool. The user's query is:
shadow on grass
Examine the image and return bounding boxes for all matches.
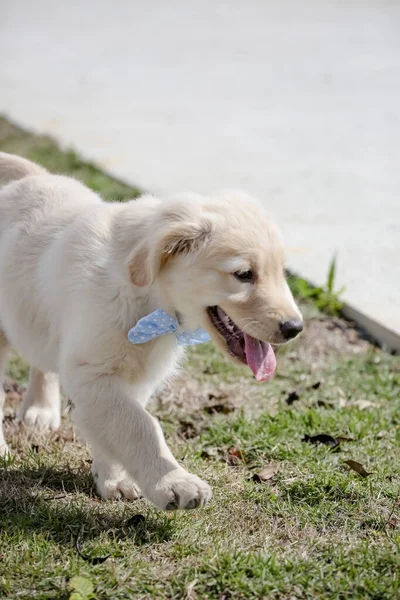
[0,461,176,549]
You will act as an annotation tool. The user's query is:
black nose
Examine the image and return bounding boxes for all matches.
[279,319,304,340]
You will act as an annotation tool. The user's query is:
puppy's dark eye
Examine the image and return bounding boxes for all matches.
[234,270,254,283]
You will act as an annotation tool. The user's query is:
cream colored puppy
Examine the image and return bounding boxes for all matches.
[0,153,302,510]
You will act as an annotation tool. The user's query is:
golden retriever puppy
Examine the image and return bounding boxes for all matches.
[0,153,302,510]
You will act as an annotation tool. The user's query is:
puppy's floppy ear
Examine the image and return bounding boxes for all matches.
[159,218,212,268]
[128,215,212,287]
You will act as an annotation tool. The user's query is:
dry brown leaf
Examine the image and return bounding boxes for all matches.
[203,402,234,415]
[208,391,229,401]
[125,514,146,528]
[226,447,245,466]
[302,434,340,449]
[178,419,204,439]
[344,460,373,478]
[310,381,321,390]
[285,391,300,405]
[252,463,280,483]
[317,400,335,409]
[200,447,220,460]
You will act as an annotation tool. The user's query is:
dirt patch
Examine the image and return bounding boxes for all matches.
[282,314,371,369]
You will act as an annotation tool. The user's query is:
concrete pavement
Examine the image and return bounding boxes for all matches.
[1,0,399,349]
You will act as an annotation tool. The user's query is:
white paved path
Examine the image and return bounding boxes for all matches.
[1,1,399,348]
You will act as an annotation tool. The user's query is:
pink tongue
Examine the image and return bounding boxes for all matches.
[244,334,276,382]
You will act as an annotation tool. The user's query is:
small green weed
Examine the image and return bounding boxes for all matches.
[288,256,345,315]
[69,576,95,600]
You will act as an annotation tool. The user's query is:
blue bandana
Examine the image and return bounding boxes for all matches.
[128,309,210,347]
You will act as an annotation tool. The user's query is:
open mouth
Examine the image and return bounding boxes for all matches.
[207,306,276,382]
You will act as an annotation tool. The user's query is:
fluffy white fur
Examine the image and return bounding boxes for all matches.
[0,152,301,510]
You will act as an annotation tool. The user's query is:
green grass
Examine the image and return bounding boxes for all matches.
[1,117,399,599]
[0,117,141,201]
[287,256,344,316]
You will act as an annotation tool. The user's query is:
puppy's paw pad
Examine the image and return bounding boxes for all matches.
[17,404,61,432]
[148,470,212,511]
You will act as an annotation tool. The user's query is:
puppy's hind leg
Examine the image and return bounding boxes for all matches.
[18,369,61,432]
[0,330,11,456]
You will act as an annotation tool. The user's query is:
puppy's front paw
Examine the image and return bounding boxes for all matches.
[17,404,61,432]
[92,462,141,501]
[146,469,212,510]
[95,474,141,501]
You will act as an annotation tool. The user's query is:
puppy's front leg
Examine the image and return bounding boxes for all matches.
[65,375,212,510]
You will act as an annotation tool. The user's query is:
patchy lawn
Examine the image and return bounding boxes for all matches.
[0,117,400,600]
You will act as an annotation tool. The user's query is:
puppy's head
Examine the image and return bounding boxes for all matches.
[128,191,303,381]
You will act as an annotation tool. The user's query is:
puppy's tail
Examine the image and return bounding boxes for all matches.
[0,152,47,187]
